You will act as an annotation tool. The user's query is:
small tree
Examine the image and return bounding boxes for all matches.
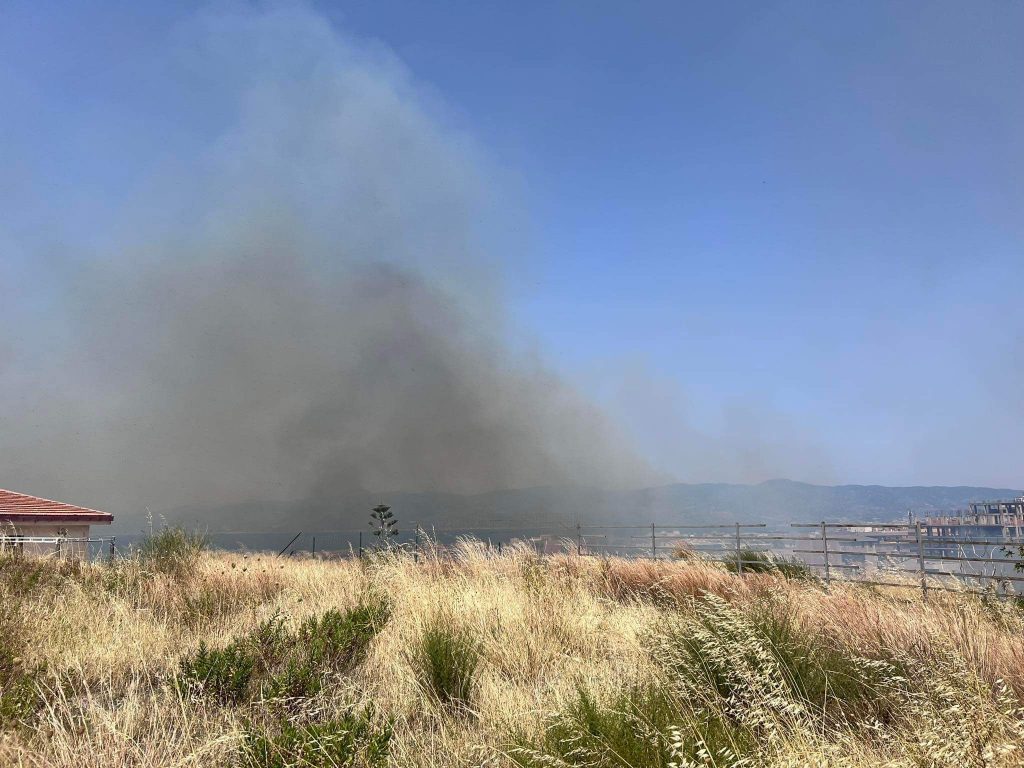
[370,504,398,550]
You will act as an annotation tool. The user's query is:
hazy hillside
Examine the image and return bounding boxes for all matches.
[141,480,1024,535]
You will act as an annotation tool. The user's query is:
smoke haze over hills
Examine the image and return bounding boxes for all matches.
[0,4,659,518]
[153,479,1024,538]
[2,3,1021,526]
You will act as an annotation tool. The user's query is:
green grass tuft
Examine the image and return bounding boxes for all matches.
[723,549,817,580]
[413,618,480,713]
[137,527,209,577]
[239,707,392,768]
[510,684,750,768]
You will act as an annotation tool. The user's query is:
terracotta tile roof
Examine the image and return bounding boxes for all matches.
[0,488,114,524]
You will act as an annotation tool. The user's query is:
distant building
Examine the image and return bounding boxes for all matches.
[0,488,114,556]
[925,498,1024,539]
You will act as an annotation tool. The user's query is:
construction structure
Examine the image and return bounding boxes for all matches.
[922,497,1024,540]
[0,488,114,557]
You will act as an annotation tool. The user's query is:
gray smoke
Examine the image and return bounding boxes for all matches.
[0,4,659,517]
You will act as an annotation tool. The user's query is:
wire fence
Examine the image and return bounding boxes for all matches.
[184,520,1024,600]
[0,535,117,560]
[11,521,1024,600]
[577,521,1024,599]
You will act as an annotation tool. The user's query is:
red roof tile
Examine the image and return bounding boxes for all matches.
[0,489,114,524]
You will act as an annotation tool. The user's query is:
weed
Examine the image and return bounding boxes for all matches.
[299,601,390,671]
[239,707,393,768]
[518,555,547,595]
[752,603,905,724]
[176,638,259,706]
[178,600,390,705]
[723,549,816,580]
[0,599,43,727]
[413,617,480,713]
[137,527,208,577]
[270,600,390,700]
[0,554,85,597]
[660,594,905,732]
[511,684,748,768]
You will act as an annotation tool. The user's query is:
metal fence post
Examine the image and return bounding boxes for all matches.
[916,521,928,601]
[820,521,831,589]
[735,523,743,576]
[651,523,657,560]
[311,536,316,558]
[358,531,363,560]
[576,522,582,556]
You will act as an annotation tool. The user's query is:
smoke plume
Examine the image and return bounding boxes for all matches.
[0,3,658,517]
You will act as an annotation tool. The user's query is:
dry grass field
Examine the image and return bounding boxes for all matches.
[1,531,1023,767]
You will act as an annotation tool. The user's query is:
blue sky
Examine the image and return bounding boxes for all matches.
[2,1,1022,493]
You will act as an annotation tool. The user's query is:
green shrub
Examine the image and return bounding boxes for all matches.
[413,618,480,713]
[0,554,85,597]
[299,602,389,671]
[137,527,208,577]
[176,638,260,706]
[0,600,43,727]
[178,600,390,706]
[723,549,816,580]
[239,707,392,768]
[271,601,390,700]
[753,605,903,724]
[660,595,904,730]
[511,684,748,768]
[512,685,676,767]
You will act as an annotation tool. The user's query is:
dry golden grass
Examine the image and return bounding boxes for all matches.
[0,539,1022,767]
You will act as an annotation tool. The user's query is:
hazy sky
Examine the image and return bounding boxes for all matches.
[2,1,1022,498]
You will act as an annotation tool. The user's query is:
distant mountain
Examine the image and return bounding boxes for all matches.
[133,480,1024,535]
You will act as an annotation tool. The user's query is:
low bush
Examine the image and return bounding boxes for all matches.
[239,707,392,768]
[177,637,261,706]
[412,617,480,713]
[511,684,750,768]
[137,527,209,577]
[0,599,43,727]
[661,595,905,730]
[723,549,816,580]
[177,599,390,706]
[300,602,389,671]
[754,604,905,724]
[271,601,390,700]
[0,554,85,597]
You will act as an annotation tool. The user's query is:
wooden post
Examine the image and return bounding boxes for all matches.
[109,536,116,560]
[820,521,831,589]
[576,522,582,556]
[916,520,928,601]
[735,523,743,576]
[651,523,657,560]
[358,531,363,560]
[311,536,316,558]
